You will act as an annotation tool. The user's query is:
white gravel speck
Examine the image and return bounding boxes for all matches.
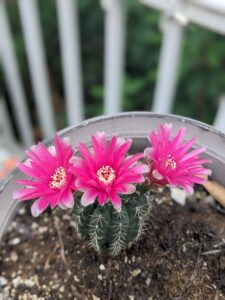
[99,264,105,271]
[12,276,22,288]
[9,238,20,246]
[74,275,80,282]
[146,277,151,286]
[31,222,38,230]
[170,187,186,206]
[130,269,141,277]
[10,251,18,262]
[0,276,8,286]
[38,227,48,234]
[24,279,35,288]
[97,274,103,280]
[18,208,26,215]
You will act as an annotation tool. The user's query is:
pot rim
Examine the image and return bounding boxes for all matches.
[1,111,225,195]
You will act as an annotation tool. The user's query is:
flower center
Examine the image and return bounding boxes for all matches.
[165,156,176,169]
[49,166,66,189]
[97,165,116,184]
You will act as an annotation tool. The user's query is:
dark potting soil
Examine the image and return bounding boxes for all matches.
[0,187,225,300]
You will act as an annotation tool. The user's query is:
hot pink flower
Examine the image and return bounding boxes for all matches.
[71,132,149,210]
[144,123,211,194]
[13,134,76,217]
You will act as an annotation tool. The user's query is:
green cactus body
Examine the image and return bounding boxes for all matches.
[72,187,152,257]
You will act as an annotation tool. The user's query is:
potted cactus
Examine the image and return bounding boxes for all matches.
[0,112,225,299]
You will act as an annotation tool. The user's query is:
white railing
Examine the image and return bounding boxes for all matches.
[103,0,126,115]
[18,0,56,138]
[1,0,225,153]
[141,0,225,123]
[56,0,84,125]
[0,1,34,147]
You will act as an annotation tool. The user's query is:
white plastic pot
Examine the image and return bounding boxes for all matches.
[0,112,225,240]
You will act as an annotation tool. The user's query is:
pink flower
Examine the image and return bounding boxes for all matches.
[71,132,149,210]
[144,123,212,194]
[13,134,76,217]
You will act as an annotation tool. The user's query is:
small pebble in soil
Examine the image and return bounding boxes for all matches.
[62,215,70,220]
[97,274,103,281]
[18,208,26,215]
[170,187,186,206]
[9,237,20,246]
[24,278,35,287]
[69,221,77,227]
[0,276,8,286]
[204,195,215,204]
[182,245,187,252]
[38,226,48,234]
[146,277,151,286]
[11,272,16,278]
[74,275,80,282]
[10,251,18,262]
[12,276,22,288]
[31,222,38,230]
[130,268,141,277]
[99,264,105,271]
[131,255,136,262]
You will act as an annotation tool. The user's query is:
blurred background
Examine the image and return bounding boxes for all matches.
[0,0,225,179]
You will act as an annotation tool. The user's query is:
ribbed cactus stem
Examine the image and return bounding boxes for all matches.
[72,187,152,257]
[109,209,129,256]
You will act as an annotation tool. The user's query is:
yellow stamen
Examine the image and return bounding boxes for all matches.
[49,166,66,189]
[97,165,115,184]
[165,157,176,169]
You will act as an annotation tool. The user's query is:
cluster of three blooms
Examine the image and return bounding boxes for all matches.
[13,123,211,217]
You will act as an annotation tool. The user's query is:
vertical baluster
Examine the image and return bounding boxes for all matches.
[102,0,126,115]
[0,1,34,147]
[214,96,225,132]
[152,17,184,114]
[0,97,15,148]
[56,0,84,125]
[18,0,56,138]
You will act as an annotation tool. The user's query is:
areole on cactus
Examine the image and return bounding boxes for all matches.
[13,123,212,257]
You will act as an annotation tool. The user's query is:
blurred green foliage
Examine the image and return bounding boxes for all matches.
[1,0,225,131]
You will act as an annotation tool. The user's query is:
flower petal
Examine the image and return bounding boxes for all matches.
[131,164,150,174]
[31,196,50,217]
[152,169,163,180]
[120,184,136,194]
[81,190,98,206]
[59,189,74,209]
[109,193,122,210]
[48,145,56,156]
[144,147,154,159]
[14,133,76,214]
[98,192,107,206]
[144,123,211,193]
[13,188,45,201]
